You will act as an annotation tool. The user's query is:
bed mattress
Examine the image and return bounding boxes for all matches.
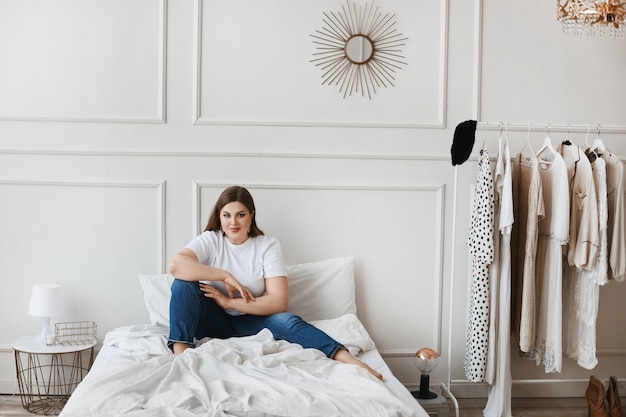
[59,318,428,417]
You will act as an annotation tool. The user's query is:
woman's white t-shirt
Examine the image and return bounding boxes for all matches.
[185,231,287,315]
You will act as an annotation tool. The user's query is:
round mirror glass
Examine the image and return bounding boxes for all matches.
[344,35,374,64]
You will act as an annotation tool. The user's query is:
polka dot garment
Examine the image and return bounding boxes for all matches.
[465,150,495,382]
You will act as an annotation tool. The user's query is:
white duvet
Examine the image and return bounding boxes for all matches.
[59,314,416,417]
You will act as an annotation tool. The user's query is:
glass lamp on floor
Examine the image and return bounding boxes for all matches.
[411,347,439,400]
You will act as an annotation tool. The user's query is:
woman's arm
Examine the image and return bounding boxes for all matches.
[169,248,254,302]
[200,276,288,316]
[169,248,227,281]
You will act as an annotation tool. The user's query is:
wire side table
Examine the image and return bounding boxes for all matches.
[12,337,96,415]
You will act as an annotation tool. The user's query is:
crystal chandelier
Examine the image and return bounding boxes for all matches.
[556,0,626,37]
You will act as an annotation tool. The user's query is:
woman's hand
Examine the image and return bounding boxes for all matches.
[199,274,255,310]
[223,273,255,302]
[204,276,287,316]
[199,283,233,309]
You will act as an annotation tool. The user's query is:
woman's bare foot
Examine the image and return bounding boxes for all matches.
[333,349,383,380]
[172,342,190,355]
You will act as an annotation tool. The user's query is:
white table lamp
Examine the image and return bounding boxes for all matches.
[28,284,64,344]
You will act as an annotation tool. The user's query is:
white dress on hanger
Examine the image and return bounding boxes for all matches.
[483,137,513,417]
[485,149,503,387]
[529,147,569,373]
[585,152,609,286]
[465,149,494,382]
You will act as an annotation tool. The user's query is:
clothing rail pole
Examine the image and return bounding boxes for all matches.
[475,121,626,134]
[440,165,460,417]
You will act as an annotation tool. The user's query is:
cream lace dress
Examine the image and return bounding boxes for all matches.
[529,150,569,373]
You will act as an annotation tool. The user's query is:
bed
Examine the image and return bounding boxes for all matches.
[59,257,429,417]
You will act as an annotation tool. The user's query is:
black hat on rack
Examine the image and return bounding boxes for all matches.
[451,120,477,166]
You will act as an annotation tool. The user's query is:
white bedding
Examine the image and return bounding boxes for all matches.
[59,314,427,417]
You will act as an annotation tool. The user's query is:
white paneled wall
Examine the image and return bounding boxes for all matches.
[0,0,625,398]
[195,0,447,126]
[0,0,166,122]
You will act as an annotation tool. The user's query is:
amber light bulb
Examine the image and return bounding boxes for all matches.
[411,347,439,399]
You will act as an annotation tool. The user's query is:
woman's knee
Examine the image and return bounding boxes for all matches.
[266,312,303,331]
[170,278,201,304]
[170,279,200,298]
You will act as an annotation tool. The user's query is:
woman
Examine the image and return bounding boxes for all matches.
[168,185,381,379]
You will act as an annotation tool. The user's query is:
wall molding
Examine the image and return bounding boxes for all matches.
[472,0,483,122]
[0,148,451,161]
[0,379,18,396]
[470,0,626,134]
[450,377,625,399]
[379,347,626,358]
[0,0,167,124]
[1,149,623,163]
[192,0,449,128]
[0,179,166,273]
[192,181,446,352]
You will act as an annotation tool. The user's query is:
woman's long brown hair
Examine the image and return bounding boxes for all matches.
[203,186,264,237]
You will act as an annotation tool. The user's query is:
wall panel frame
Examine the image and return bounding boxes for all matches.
[193,0,449,128]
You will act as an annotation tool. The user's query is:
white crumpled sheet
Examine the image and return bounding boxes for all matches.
[59,314,416,417]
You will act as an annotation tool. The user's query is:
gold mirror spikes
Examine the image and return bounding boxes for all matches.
[310,1,408,99]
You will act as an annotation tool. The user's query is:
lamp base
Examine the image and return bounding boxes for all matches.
[411,389,438,400]
[34,317,52,345]
[411,374,438,399]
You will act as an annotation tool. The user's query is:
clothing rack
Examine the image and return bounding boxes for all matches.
[475,121,626,135]
[442,119,625,417]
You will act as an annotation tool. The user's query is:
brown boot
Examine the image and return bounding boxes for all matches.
[607,376,623,417]
[587,376,609,417]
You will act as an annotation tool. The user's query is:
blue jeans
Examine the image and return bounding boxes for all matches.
[168,279,345,358]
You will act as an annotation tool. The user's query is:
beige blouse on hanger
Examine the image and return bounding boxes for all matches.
[558,142,599,269]
[602,149,626,282]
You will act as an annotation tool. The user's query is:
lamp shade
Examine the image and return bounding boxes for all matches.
[28,284,64,317]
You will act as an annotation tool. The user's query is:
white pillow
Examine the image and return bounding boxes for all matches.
[138,256,356,326]
[311,314,375,355]
[286,256,356,322]
[138,273,174,326]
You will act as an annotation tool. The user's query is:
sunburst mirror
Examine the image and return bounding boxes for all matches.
[310,1,408,99]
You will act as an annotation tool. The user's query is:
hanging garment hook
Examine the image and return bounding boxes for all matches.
[538,122,557,158]
[504,121,509,144]
[593,124,606,153]
[481,122,488,153]
[522,122,535,156]
[585,123,599,162]
[560,123,572,146]
[561,123,572,146]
